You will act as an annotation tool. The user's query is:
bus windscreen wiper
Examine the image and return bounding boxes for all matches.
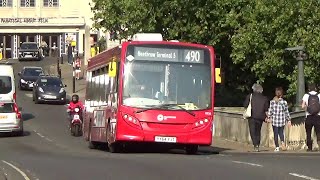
[135,104,195,116]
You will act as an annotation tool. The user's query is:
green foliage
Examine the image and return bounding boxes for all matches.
[97,36,107,52]
[91,0,320,106]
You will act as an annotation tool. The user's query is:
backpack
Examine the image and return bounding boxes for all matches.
[307,93,320,115]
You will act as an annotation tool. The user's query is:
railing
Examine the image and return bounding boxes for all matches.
[214,107,317,150]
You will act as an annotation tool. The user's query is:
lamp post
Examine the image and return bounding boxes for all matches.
[285,46,308,111]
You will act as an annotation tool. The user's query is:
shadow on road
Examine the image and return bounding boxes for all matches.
[22,113,35,121]
[93,143,223,155]
[0,131,31,138]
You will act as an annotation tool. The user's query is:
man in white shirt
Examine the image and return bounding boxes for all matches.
[301,83,320,151]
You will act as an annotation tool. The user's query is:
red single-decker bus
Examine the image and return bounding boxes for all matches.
[83,33,217,154]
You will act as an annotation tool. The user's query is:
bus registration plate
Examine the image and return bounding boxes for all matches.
[155,136,177,143]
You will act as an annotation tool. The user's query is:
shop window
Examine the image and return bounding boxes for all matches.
[43,0,59,7]
[0,0,13,7]
[20,0,35,7]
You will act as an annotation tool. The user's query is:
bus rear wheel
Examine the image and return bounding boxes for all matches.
[185,145,198,155]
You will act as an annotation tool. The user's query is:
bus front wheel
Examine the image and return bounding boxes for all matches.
[108,142,122,153]
[185,145,198,155]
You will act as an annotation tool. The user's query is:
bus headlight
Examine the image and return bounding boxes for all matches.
[122,114,142,129]
[192,118,210,129]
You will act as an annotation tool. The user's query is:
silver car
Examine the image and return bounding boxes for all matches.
[0,100,23,136]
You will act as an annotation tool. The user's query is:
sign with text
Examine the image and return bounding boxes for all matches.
[0,18,49,23]
[133,47,204,63]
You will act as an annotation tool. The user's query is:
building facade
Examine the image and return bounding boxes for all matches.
[0,0,96,59]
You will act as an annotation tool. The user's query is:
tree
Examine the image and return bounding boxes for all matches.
[230,0,320,98]
[91,0,320,106]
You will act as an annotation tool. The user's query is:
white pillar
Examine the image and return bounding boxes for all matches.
[84,25,91,65]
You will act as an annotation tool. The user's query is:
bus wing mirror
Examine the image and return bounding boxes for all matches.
[215,68,222,83]
[108,62,117,77]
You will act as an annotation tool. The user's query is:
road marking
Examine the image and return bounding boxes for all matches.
[45,137,53,142]
[289,173,319,180]
[36,132,45,138]
[2,160,31,180]
[33,130,53,142]
[25,93,33,98]
[232,160,263,167]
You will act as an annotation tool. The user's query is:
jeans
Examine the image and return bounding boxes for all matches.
[305,115,320,150]
[273,126,285,147]
[68,55,73,64]
[248,118,263,147]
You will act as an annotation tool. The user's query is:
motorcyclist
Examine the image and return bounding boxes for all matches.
[67,94,84,120]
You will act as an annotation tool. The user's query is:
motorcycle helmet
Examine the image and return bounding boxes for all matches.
[72,94,79,103]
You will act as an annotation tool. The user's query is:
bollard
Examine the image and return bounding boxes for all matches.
[72,56,75,93]
[57,57,60,76]
[58,68,62,78]
[61,55,64,64]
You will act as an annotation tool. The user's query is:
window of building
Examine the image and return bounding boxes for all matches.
[0,0,13,7]
[43,0,59,7]
[20,0,35,7]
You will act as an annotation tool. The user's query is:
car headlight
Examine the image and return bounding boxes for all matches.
[38,87,44,93]
[20,79,26,83]
[59,88,65,93]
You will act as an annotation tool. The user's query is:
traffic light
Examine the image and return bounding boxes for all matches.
[215,55,222,84]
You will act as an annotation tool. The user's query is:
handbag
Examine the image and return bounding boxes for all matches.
[243,94,252,119]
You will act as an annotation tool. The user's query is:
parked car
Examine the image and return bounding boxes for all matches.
[0,100,23,136]
[18,66,44,90]
[18,42,41,61]
[33,75,67,104]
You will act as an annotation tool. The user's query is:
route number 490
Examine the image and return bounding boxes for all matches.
[185,51,200,62]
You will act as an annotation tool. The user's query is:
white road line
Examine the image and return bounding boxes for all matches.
[34,130,53,142]
[45,137,53,142]
[289,173,319,180]
[36,133,45,138]
[2,160,31,180]
[232,160,263,167]
[25,94,33,98]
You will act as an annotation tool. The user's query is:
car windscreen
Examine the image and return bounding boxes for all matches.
[24,68,43,76]
[20,43,38,49]
[38,78,62,87]
[0,102,14,113]
[0,76,12,94]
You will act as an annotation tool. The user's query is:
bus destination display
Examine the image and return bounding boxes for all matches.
[133,47,204,63]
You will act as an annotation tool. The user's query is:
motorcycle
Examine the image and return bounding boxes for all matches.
[69,106,83,137]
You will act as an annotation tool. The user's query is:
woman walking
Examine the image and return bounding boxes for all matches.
[243,83,269,152]
[267,87,291,152]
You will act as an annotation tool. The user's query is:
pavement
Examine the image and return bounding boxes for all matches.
[0,57,319,179]
[44,57,86,101]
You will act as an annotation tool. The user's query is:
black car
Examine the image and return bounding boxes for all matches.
[33,76,67,104]
[18,66,44,90]
[18,42,41,61]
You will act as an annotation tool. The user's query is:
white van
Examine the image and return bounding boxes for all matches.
[0,65,16,102]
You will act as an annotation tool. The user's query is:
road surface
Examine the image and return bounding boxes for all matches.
[0,58,319,180]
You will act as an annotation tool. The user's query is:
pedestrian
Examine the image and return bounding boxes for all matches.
[67,43,73,65]
[75,57,81,80]
[267,87,291,152]
[301,83,320,152]
[243,83,269,152]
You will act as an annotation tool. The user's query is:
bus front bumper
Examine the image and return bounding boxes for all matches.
[116,121,213,146]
